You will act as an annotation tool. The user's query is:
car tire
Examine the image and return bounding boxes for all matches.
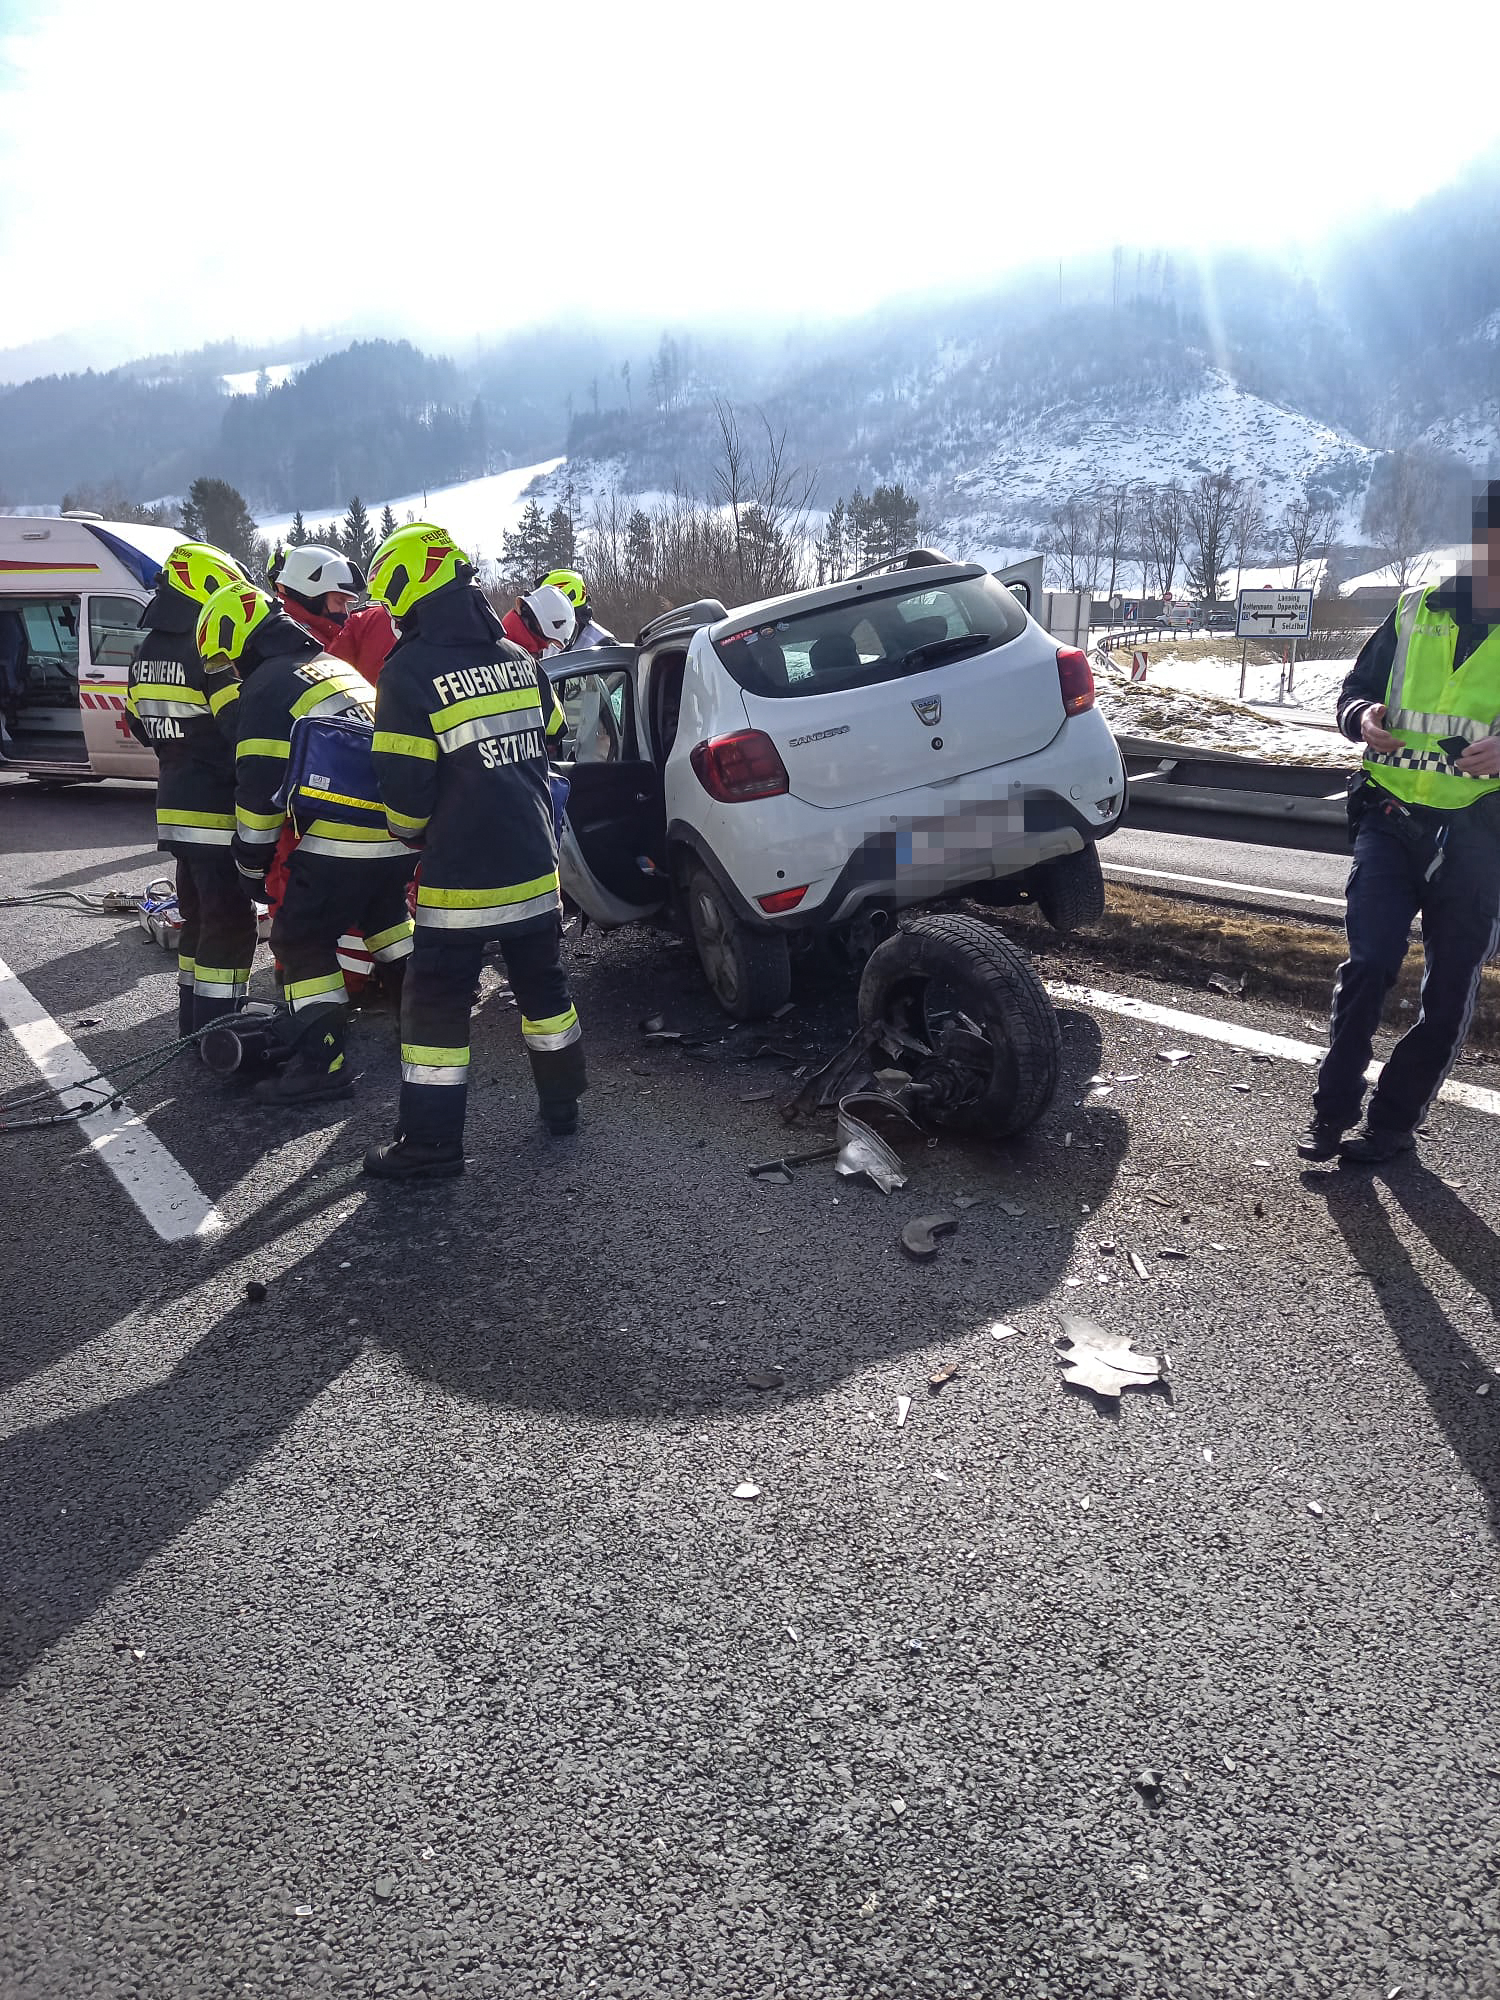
[686,867,792,1021]
[858,912,1060,1137]
[1033,844,1106,933]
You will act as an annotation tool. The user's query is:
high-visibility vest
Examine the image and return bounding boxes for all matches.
[1363,586,1500,809]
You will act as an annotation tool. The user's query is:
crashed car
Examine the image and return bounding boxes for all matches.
[550,551,1125,1136]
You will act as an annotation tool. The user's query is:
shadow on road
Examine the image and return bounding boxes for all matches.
[1320,1163,1500,1540]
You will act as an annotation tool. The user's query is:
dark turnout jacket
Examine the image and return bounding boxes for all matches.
[371,580,566,935]
[126,583,239,848]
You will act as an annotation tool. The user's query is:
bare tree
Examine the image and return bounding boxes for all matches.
[710,400,818,601]
[1100,482,1133,600]
[1138,481,1186,597]
[1040,494,1104,593]
[1361,447,1449,590]
[1230,485,1266,596]
[1182,467,1242,604]
[1278,483,1338,589]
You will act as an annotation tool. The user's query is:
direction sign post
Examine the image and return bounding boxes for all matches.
[1235,587,1313,641]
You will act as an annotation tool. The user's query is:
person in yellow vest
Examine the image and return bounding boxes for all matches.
[1301,483,1500,1163]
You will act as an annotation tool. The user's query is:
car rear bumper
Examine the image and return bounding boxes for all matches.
[671,714,1125,932]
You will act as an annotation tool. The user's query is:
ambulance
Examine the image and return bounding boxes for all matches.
[0,512,178,785]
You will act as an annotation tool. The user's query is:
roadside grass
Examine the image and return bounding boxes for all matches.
[985,883,1500,1057]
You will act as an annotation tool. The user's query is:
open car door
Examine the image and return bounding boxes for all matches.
[550,646,669,926]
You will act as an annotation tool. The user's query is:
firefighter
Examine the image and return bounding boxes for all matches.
[539,567,616,651]
[125,541,256,1035]
[1301,482,1500,1162]
[499,582,576,661]
[266,543,400,999]
[361,522,584,1180]
[198,583,415,1106]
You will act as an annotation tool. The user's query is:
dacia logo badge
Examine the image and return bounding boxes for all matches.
[912,696,942,726]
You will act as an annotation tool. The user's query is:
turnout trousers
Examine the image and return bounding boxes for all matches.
[171,847,259,1034]
[397,920,586,1147]
[270,851,417,1070]
[1313,803,1500,1135]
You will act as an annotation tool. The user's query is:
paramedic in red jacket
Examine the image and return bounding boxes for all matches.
[500,583,576,661]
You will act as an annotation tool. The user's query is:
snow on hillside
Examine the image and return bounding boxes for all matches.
[1338,544,1466,596]
[255,459,565,564]
[1418,409,1500,470]
[946,368,1374,536]
[221,361,306,396]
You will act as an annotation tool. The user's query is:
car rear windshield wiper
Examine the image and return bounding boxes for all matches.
[898,632,995,673]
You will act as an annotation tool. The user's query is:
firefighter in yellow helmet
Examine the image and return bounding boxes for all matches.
[362,523,583,1179]
[539,567,615,651]
[125,540,257,1035]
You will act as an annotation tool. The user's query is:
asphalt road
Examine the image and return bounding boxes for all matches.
[3,778,1499,2000]
[1101,825,1351,911]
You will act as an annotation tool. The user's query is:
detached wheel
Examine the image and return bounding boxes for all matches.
[858,912,1060,1137]
[686,867,791,1021]
[1033,843,1106,933]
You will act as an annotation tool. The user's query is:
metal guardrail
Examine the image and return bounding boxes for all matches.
[1114,733,1352,855]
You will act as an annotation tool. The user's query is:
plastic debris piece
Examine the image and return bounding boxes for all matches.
[1223,1755,1235,1773]
[895,1395,912,1428]
[1115,1072,1140,1082]
[1207,971,1246,997]
[739,1089,775,1104]
[901,1213,957,1260]
[954,1194,983,1210]
[245,1280,268,1303]
[1128,1251,1149,1280]
[733,1481,762,1499]
[1079,1495,1090,1511]
[374,1876,398,1900]
[1306,1500,1324,1518]
[785,1625,800,1642]
[754,1168,791,1185]
[1158,1049,1193,1064]
[1203,1448,1214,1465]
[293,1904,314,1918]
[932,1471,950,1483]
[1064,1131,1074,1148]
[1233,1082,1252,1093]
[1252,1158,1271,1168]
[1088,1084,1114,1099]
[639,1013,666,1034]
[1159,1247,1188,1260]
[998,1198,1027,1217]
[988,1322,1019,1340]
[890,1797,906,1817]
[928,1363,958,1390]
[1064,1277,1083,1287]
[1476,1383,1491,1397]
[642,1029,684,1045]
[1056,1316,1164,1400]
[858,1892,880,1917]
[1132,1769,1164,1801]
[836,1098,909,1194]
[744,1367,785,1391]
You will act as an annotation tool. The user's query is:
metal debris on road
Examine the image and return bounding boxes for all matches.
[744,1367,785,1391]
[954,1194,983,1210]
[1056,1316,1165,1401]
[1099,1240,1117,1255]
[733,1481,762,1499]
[1128,1251,1149,1280]
[901,1213,957,1260]
[988,1322,1019,1340]
[890,1797,906,1817]
[998,1198,1027,1217]
[1159,1247,1189,1260]
[895,1395,912,1429]
[928,1363,959,1390]
[1158,1049,1193,1063]
[1208,972,1246,997]
[836,1095,913,1194]
[749,1145,838,1180]
[1306,1500,1324,1518]
[1132,1769,1165,1801]
[738,1090,775,1104]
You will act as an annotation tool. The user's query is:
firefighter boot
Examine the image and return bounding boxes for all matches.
[254,1008,354,1106]
[362,1135,465,1180]
[178,984,196,1039]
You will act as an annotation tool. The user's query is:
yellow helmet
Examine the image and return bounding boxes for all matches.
[159,541,247,605]
[197,583,274,666]
[367,522,470,621]
[540,567,587,608]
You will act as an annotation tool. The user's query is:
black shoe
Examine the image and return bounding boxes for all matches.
[1297,1117,1350,1162]
[362,1137,465,1180]
[177,989,196,1039]
[1339,1124,1416,1164]
[540,1100,579,1137]
[253,1060,354,1107]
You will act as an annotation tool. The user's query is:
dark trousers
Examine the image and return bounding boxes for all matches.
[1314,806,1500,1133]
[271,851,416,1064]
[397,921,585,1147]
[171,847,258,1032]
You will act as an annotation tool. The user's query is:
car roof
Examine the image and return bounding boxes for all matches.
[709,561,988,641]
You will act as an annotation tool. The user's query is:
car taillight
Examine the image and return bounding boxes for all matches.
[1056,646,1095,716]
[757,885,808,914]
[689,730,790,802]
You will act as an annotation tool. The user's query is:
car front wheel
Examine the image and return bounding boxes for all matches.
[686,867,792,1021]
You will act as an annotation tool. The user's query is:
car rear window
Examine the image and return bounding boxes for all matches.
[711,573,1029,700]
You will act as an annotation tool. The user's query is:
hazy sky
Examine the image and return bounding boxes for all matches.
[2,0,1499,364]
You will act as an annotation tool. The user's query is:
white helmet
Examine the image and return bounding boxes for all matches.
[276,544,365,600]
[522,583,576,652]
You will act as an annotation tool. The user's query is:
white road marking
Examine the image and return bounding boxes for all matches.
[1103,860,1346,909]
[0,956,220,1242]
[1048,981,1500,1120]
